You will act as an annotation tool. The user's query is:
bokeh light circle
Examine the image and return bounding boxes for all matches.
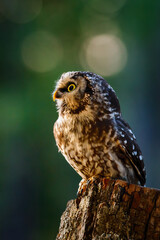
[81,34,127,76]
[0,0,42,24]
[21,31,63,73]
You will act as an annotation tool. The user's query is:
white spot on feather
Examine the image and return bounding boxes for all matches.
[132,151,137,156]
[120,131,125,137]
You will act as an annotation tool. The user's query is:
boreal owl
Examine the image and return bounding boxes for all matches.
[53,71,146,186]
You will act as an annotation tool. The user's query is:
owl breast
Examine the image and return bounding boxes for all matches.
[54,115,133,181]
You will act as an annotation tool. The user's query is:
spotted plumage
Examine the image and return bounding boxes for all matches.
[53,71,146,186]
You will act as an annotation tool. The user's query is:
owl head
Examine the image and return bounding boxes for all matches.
[53,71,120,116]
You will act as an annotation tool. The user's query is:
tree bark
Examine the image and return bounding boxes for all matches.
[56,178,160,240]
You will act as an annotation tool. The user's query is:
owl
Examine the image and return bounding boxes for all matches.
[53,71,146,186]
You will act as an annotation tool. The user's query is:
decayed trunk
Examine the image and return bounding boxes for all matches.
[56,178,160,240]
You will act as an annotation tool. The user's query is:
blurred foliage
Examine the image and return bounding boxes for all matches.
[0,0,160,239]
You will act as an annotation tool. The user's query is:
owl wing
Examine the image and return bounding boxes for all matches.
[115,116,146,186]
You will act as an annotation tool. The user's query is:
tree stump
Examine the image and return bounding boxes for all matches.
[56,178,160,240]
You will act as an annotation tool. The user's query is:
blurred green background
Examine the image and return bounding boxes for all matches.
[0,0,160,239]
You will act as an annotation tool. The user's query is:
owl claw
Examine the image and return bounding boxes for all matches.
[87,176,99,185]
[77,176,100,197]
[77,176,114,197]
[77,179,87,197]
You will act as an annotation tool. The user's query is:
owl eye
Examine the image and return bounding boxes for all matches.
[67,83,76,92]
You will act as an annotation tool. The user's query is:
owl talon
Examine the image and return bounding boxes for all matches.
[77,179,87,197]
[77,176,100,197]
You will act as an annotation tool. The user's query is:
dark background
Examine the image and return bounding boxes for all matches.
[0,0,160,239]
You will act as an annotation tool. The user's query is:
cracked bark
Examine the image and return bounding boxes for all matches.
[56,179,160,240]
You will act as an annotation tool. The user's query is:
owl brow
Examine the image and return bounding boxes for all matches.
[66,81,77,88]
[59,82,76,92]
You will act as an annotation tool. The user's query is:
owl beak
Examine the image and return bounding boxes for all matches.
[53,90,62,101]
[53,90,57,101]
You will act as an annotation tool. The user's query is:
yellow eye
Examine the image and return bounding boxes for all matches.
[67,83,76,92]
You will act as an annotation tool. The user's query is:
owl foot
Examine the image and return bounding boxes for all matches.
[77,176,115,197]
[77,179,87,197]
[77,176,100,197]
